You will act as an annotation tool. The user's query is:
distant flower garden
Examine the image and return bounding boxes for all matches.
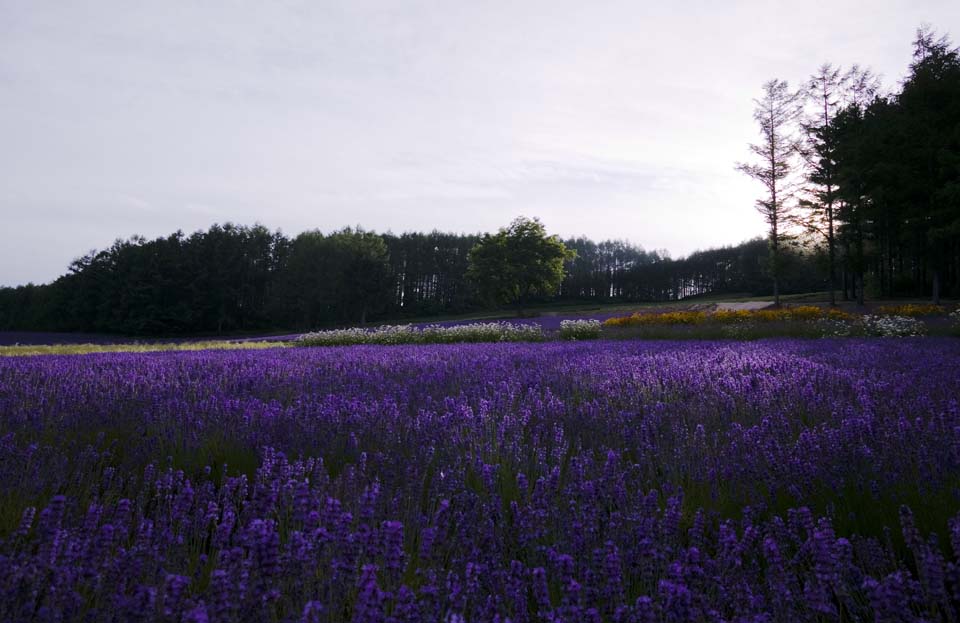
[602,305,955,338]
[297,322,545,346]
[558,319,602,340]
[603,306,853,328]
[875,303,946,316]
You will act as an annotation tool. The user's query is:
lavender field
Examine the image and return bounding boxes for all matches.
[2,339,960,621]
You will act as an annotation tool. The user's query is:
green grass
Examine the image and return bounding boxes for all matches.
[0,340,290,357]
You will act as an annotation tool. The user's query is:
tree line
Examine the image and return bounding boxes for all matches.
[0,223,824,336]
[739,26,960,305]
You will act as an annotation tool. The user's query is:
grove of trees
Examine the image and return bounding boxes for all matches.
[744,27,960,305]
[0,222,824,336]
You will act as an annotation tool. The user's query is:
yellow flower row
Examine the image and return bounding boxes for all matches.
[604,311,709,327]
[603,306,855,327]
[875,304,945,317]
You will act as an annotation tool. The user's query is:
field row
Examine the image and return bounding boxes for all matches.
[1,339,959,620]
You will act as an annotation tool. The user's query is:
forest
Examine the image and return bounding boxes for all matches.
[0,27,957,336]
[734,27,960,307]
[0,225,823,335]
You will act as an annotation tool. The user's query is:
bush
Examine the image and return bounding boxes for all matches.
[296,322,545,347]
[559,319,601,340]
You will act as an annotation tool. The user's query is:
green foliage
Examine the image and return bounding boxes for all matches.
[2,226,819,338]
[467,217,575,311]
[280,227,392,327]
[806,27,960,302]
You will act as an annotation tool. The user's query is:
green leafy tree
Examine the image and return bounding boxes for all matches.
[467,217,575,314]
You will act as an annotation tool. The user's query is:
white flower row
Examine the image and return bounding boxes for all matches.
[816,318,855,337]
[296,322,545,347]
[558,319,602,340]
[859,314,926,337]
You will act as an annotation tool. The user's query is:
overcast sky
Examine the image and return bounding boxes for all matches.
[1,1,958,286]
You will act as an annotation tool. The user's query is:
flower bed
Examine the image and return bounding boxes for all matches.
[297,321,545,346]
[2,340,960,620]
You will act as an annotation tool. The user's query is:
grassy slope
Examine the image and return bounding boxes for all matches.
[0,340,288,357]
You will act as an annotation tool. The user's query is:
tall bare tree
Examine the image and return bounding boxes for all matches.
[737,79,802,306]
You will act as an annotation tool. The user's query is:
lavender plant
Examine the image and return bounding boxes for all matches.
[1,339,959,621]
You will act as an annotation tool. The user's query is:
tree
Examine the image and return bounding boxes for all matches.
[278,227,392,327]
[799,64,846,307]
[327,228,392,324]
[897,27,960,303]
[737,79,803,306]
[799,64,880,306]
[467,217,574,314]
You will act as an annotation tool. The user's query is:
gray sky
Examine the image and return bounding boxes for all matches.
[2,0,958,286]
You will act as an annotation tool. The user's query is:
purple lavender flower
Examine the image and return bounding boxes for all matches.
[0,339,959,620]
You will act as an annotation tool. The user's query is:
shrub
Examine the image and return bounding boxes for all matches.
[559,319,601,340]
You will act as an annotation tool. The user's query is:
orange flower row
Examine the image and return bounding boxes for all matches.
[603,306,855,327]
